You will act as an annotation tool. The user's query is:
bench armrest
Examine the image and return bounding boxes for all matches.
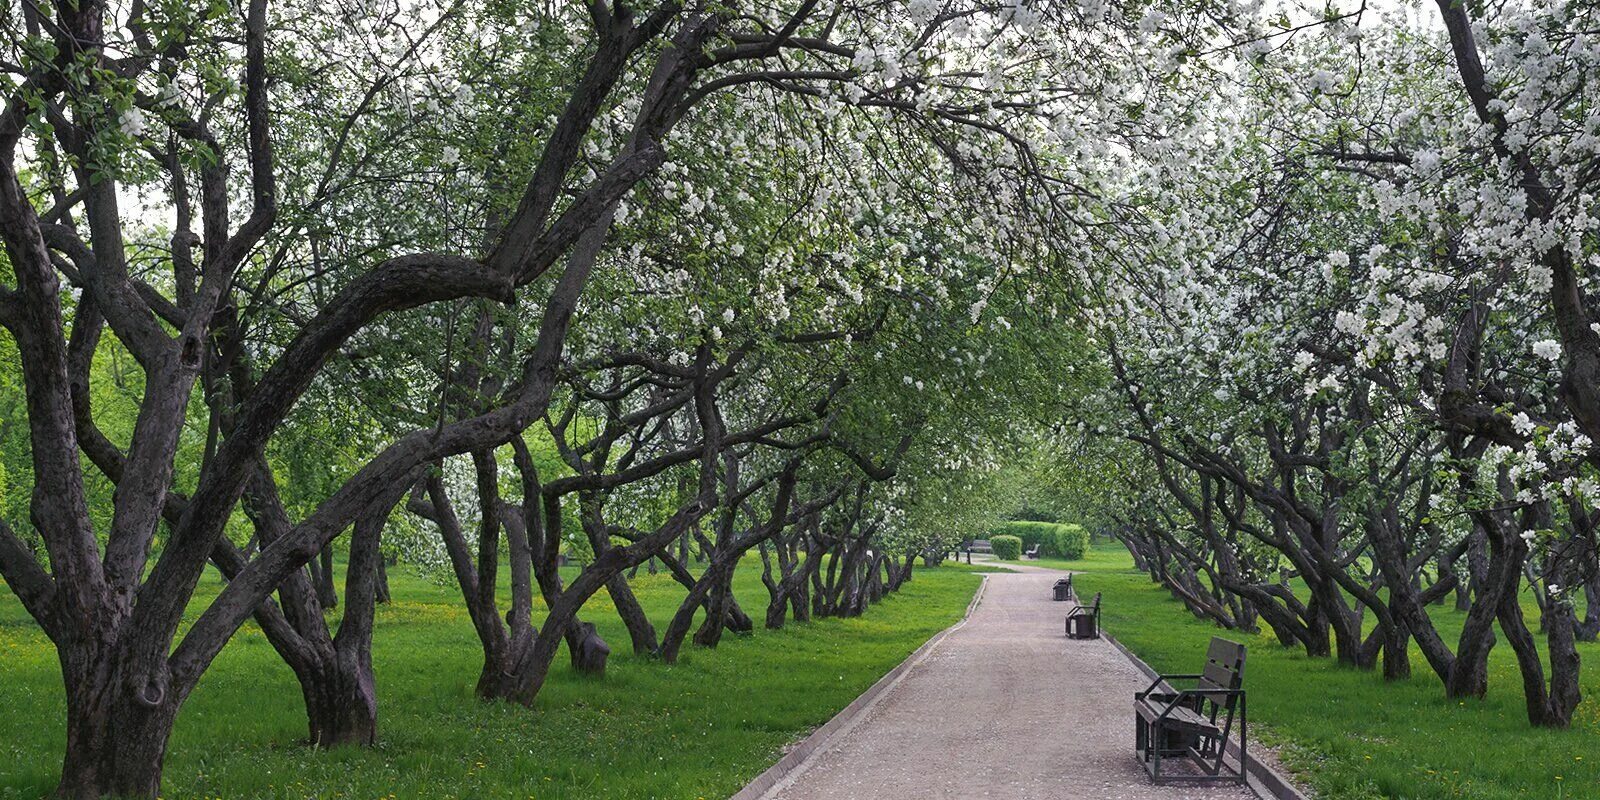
[1137,676,1160,695]
[1139,686,1247,722]
[1134,673,1203,701]
[1136,674,1179,699]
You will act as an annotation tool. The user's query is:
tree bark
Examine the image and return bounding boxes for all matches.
[1445,514,1521,699]
[313,543,339,609]
[1498,581,1577,727]
[606,573,660,657]
[303,510,388,746]
[375,556,392,605]
[1579,574,1600,642]
[57,671,181,800]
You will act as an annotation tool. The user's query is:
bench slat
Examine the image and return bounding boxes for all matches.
[1202,661,1238,689]
[1206,641,1245,668]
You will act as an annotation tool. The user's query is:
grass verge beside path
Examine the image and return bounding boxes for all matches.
[0,561,980,800]
[1054,541,1600,800]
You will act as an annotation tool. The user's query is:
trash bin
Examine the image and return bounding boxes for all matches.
[1053,578,1073,601]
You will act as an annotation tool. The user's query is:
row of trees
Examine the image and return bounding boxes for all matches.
[13,0,1596,795]
[0,0,1165,795]
[1053,0,1600,731]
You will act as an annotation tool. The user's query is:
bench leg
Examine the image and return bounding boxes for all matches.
[1151,722,1162,782]
[1239,696,1248,784]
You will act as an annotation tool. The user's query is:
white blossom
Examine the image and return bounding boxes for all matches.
[1532,339,1562,362]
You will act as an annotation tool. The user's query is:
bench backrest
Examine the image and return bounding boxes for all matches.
[1091,592,1101,612]
[1196,637,1245,712]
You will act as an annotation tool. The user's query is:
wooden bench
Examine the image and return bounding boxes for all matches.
[1064,592,1100,639]
[968,539,993,554]
[1134,637,1247,785]
[1052,575,1074,601]
[1024,543,1041,559]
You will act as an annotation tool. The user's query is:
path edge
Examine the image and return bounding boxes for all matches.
[728,573,991,800]
[1102,632,1313,800]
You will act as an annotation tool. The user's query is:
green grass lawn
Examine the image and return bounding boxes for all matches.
[0,558,982,800]
[1051,541,1600,800]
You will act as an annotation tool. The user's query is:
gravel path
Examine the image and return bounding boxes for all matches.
[760,563,1260,800]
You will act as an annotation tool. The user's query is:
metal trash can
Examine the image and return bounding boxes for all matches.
[1053,578,1073,601]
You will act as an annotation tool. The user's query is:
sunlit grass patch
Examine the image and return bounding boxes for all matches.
[1064,542,1600,800]
[0,561,980,799]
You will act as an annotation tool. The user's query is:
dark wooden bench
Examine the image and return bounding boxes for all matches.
[1064,592,1100,639]
[1052,575,1074,601]
[1024,544,1041,559]
[1134,637,1247,785]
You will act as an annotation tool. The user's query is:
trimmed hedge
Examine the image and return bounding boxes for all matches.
[991,535,1023,561]
[991,520,1089,559]
[990,521,1055,553]
[1053,524,1089,560]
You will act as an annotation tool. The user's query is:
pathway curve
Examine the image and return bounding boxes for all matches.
[760,562,1260,800]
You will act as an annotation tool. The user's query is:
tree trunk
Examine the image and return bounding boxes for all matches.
[228,475,401,749]
[658,548,751,636]
[301,656,377,748]
[1541,599,1583,727]
[1255,605,1302,648]
[1445,574,1501,699]
[314,543,339,609]
[1498,584,1580,727]
[765,588,790,630]
[693,562,734,648]
[1303,594,1333,658]
[1439,541,1471,611]
[723,595,754,633]
[569,621,611,675]
[790,570,812,624]
[375,556,392,605]
[1577,571,1600,643]
[760,541,791,630]
[1445,566,1508,695]
[662,565,717,663]
[1442,512,1524,698]
[1491,526,1583,729]
[1121,532,1151,572]
[1366,514,1448,684]
[887,552,914,592]
[606,573,659,656]
[1380,622,1411,681]
[863,554,886,604]
[809,549,829,617]
[1315,583,1366,667]
[57,670,181,800]
[300,511,388,747]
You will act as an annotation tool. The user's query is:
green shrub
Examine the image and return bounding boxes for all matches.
[1052,524,1089,560]
[991,520,1090,559]
[990,521,1055,554]
[991,535,1023,560]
